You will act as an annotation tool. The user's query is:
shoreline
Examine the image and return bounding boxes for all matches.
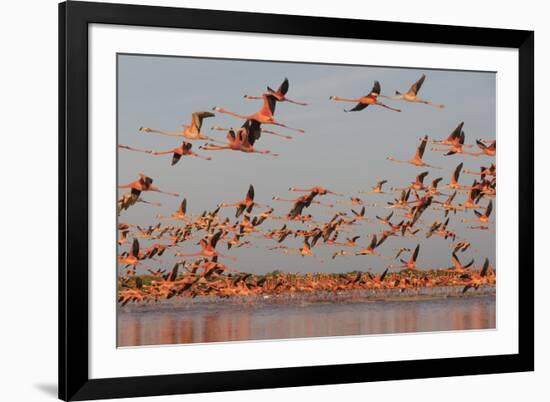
[118,284,495,313]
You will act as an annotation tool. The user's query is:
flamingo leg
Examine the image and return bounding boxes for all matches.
[376,101,402,112]
[285,98,308,106]
[270,121,305,134]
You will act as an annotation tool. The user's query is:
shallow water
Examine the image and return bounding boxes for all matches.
[118,288,496,347]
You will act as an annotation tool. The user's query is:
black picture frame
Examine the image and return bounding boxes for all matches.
[59,1,534,400]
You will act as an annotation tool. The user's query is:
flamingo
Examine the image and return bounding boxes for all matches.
[175,230,235,261]
[118,238,142,269]
[355,234,385,256]
[218,185,260,218]
[243,78,307,106]
[383,74,445,108]
[157,198,187,221]
[211,124,293,140]
[446,162,465,190]
[200,121,278,156]
[138,111,218,142]
[118,174,179,197]
[462,200,493,224]
[448,252,474,273]
[329,80,401,112]
[463,163,496,177]
[119,141,211,165]
[394,244,420,270]
[386,136,440,168]
[288,186,342,196]
[213,94,305,133]
[462,258,491,293]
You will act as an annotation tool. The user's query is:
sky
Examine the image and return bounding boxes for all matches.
[117,53,496,275]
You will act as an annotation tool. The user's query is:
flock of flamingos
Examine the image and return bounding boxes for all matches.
[117,74,496,306]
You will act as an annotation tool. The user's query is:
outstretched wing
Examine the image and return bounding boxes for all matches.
[191,111,215,130]
[210,230,223,248]
[179,198,187,214]
[131,238,140,258]
[415,136,428,159]
[480,258,490,277]
[453,162,463,182]
[369,80,381,96]
[411,244,420,262]
[485,200,493,217]
[171,152,182,166]
[260,94,277,116]
[448,122,464,141]
[243,119,262,146]
[345,103,368,112]
[169,263,179,282]
[408,74,426,95]
[369,234,378,249]
[246,184,255,202]
[277,78,289,95]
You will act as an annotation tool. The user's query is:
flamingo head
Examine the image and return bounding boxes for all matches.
[329,96,336,100]
[212,106,223,112]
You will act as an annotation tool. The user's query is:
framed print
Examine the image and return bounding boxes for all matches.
[59,1,534,400]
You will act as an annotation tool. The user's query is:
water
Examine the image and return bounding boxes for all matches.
[118,290,496,347]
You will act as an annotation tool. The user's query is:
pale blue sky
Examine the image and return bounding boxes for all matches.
[117,54,496,275]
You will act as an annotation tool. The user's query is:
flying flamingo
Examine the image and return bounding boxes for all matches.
[118,174,179,197]
[157,198,187,221]
[288,186,342,196]
[393,244,420,270]
[460,140,496,157]
[386,136,440,168]
[118,238,142,269]
[213,94,305,133]
[243,78,308,106]
[448,252,474,273]
[382,74,445,108]
[430,130,467,155]
[119,141,211,165]
[211,124,293,140]
[175,230,235,261]
[329,80,401,112]
[462,200,493,224]
[355,234,386,256]
[139,111,219,142]
[200,123,278,156]
[446,163,465,190]
[462,258,491,293]
[463,163,496,177]
[218,185,261,218]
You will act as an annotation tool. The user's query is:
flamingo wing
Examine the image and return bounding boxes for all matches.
[369,80,381,97]
[416,136,428,159]
[171,152,182,166]
[277,78,289,95]
[345,102,369,112]
[411,244,420,262]
[408,74,426,95]
[191,111,215,130]
[259,94,277,116]
[453,162,463,182]
[448,122,464,141]
[131,238,140,258]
